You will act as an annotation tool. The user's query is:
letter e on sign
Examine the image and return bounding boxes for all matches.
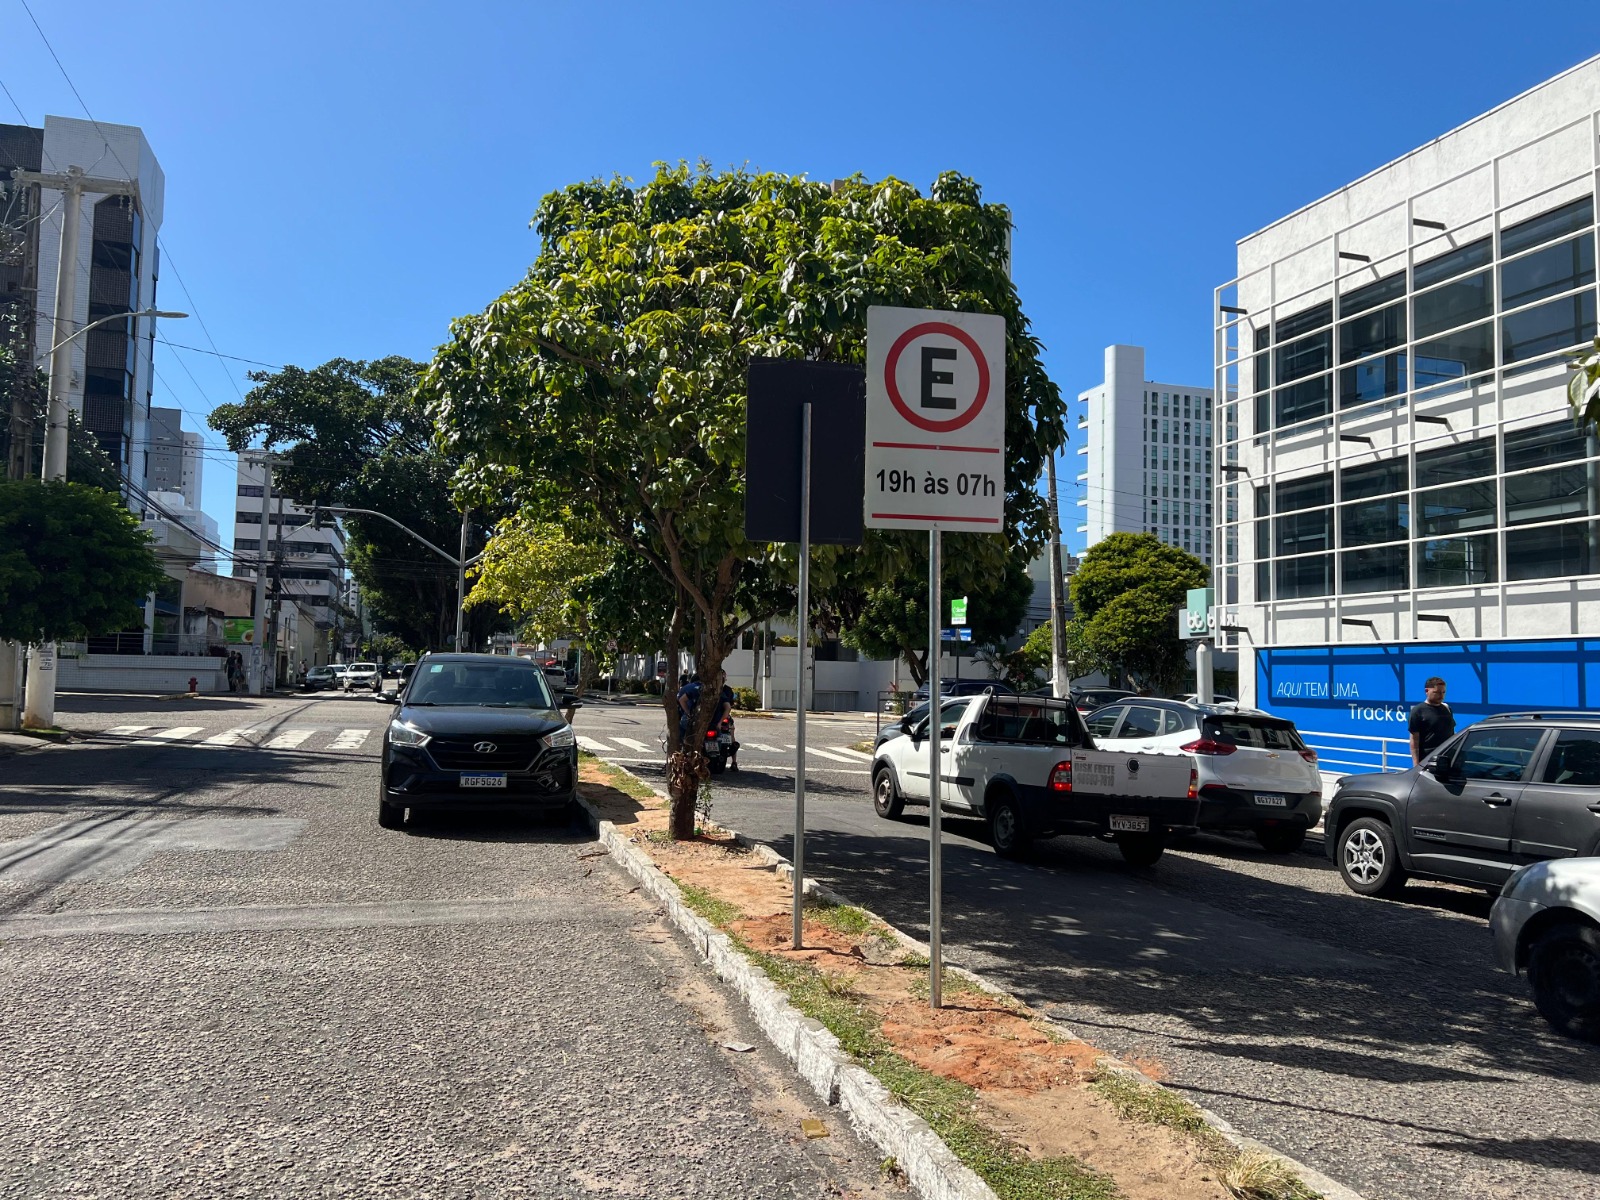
[864,306,1006,532]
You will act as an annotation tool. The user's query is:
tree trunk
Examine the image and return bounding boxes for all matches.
[663,597,705,834]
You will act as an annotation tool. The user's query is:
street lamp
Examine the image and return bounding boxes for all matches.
[21,308,188,730]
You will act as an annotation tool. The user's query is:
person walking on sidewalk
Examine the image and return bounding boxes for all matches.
[1409,676,1456,765]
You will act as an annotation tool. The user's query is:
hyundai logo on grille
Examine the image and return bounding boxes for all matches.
[474,741,498,754]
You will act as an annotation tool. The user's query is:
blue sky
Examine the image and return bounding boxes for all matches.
[4,0,1599,554]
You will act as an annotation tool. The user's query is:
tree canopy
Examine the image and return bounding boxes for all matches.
[208,356,504,651]
[1068,533,1208,692]
[421,164,1067,833]
[0,479,166,644]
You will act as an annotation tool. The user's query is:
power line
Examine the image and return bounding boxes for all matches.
[156,338,283,370]
[0,72,28,122]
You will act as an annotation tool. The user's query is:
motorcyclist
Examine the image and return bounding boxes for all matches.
[675,673,702,747]
[717,677,739,771]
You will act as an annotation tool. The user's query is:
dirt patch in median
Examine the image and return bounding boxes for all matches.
[579,760,1259,1200]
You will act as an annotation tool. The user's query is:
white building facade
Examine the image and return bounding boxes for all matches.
[232,458,347,632]
[1077,344,1214,560]
[1214,56,1600,762]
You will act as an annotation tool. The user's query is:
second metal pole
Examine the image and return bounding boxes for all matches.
[456,509,469,651]
[793,403,812,950]
[928,527,943,1008]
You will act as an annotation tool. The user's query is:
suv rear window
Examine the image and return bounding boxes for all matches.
[1542,728,1600,786]
[1203,716,1305,751]
[977,699,1083,746]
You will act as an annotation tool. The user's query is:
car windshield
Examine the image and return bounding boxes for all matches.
[350,662,376,672]
[406,662,555,709]
[1203,715,1305,751]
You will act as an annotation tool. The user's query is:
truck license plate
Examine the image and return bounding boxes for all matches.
[460,773,507,789]
[1109,815,1149,832]
[1255,793,1288,807]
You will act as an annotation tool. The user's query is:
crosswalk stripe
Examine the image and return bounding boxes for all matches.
[201,727,252,746]
[263,728,313,750]
[832,746,874,761]
[805,746,857,764]
[613,736,652,752]
[576,735,613,754]
[328,729,370,751]
[103,725,150,737]
[129,726,203,746]
[748,743,786,753]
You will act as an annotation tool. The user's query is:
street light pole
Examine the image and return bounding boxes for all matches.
[456,509,469,651]
[19,301,188,728]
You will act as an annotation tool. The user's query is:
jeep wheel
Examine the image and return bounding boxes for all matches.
[1529,923,1600,1043]
[988,793,1031,860]
[872,768,905,820]
[1116,832,1164,867]
[1337,817,1406,897]
[1255,825,1307,855]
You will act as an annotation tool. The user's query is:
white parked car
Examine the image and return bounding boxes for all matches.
[342,662,381,692]
[1085,699,1322,853]
[1491,856,1600,1043]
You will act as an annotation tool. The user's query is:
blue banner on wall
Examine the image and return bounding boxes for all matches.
[1256,639,1600,742]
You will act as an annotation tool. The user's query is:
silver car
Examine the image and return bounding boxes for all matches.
[1491,856,1600,1043]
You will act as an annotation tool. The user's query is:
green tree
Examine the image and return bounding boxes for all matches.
[422,166,1066,835]
[0,479,165,643]
[1069,533,1208,692]
[843,552,1036,686]
[208,357,505,650]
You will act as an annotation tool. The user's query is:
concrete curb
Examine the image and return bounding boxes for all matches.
[579,764,1367,1200]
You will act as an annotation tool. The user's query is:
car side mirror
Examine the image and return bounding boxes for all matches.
[379,691,399,705]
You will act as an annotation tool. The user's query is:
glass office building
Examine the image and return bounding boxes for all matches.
[1214,57,1600,746]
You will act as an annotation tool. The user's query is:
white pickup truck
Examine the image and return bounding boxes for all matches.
[870,691,1200,865]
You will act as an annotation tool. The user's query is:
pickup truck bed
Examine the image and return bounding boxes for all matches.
[871,691,1200,865]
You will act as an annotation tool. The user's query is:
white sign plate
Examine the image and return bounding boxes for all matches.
[864,306,1005,531]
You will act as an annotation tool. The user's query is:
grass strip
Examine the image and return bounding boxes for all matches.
[803,898,885,940]
[674,880,744,930]
[743,944,1121,1200]
[1090,1074,1320,1200]
[578,750,662,804]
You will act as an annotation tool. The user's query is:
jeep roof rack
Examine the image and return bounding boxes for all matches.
[1479,710,1600,722]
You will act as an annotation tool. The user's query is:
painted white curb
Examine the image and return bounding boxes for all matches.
[578,767,1367,1200]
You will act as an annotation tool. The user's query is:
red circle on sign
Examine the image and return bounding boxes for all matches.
[884,321,991,433]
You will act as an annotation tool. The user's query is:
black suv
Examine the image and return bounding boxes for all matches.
[1326,712,1600,897]
[378,653,582,829]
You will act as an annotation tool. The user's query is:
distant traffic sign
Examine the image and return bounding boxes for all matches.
[951,596,968,626]
[864,307,1005,532]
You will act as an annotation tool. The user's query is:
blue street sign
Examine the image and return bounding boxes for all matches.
[941,628,973,642]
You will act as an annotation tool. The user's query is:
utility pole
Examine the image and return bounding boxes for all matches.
[1045,451,1071,698]
[264,488,288,689]
[250,456,275,694]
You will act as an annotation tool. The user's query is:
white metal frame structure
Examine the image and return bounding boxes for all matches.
[1212,63,1600,705]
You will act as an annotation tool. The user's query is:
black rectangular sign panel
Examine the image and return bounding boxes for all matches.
[744,358,865,546]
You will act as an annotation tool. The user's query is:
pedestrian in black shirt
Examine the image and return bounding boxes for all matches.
[1409,677,1456,765]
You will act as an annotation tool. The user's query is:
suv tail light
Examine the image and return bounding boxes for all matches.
[1298,748,1318,763]
[1187,766,1199,800]
[1049,761,1073,793]
[1180,737,1236,756]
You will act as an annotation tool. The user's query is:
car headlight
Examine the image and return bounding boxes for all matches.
[544,725,576,750]
[387,720,430,748]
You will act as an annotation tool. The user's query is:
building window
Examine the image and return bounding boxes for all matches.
[1414,269,1492,338]
[1417,535,1497,587]
[1500,233,1594,312]
[238,484,264,497]
[1501,291,1597,365]
[1507,522,1599,581]
[1501,196,1594,258]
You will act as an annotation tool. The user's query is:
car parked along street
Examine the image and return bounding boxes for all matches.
[1327,711,1600,898]
[1085,700,1321,852]
[1491,855,1600,1042]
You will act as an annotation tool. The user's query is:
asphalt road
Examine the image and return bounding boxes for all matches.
[0,691,898,1199]
[576,700,1600,1200]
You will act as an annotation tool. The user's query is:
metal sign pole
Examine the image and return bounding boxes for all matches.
[793,401,812,950]
[928,527,943,1008]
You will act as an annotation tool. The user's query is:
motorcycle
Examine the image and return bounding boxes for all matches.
[704,716,738,775]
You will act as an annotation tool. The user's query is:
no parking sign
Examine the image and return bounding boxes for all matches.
[864,307,1006,531]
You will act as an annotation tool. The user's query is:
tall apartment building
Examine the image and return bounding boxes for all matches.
[0,115,166,487]
[232,458,347,631]
[146,405,204,507]
[1076,344,1214,559]
[1214,55,1600,745]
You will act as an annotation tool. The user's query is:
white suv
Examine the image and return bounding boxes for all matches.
[342,662,380,692]
[1085,700,1322,853]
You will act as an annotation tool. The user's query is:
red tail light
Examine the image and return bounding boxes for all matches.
[1049,761,1073,793]
[1187,766,1198,800]
[1180,737,1236,756]
[705,729,717,740]
[1298,748,1318,763]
